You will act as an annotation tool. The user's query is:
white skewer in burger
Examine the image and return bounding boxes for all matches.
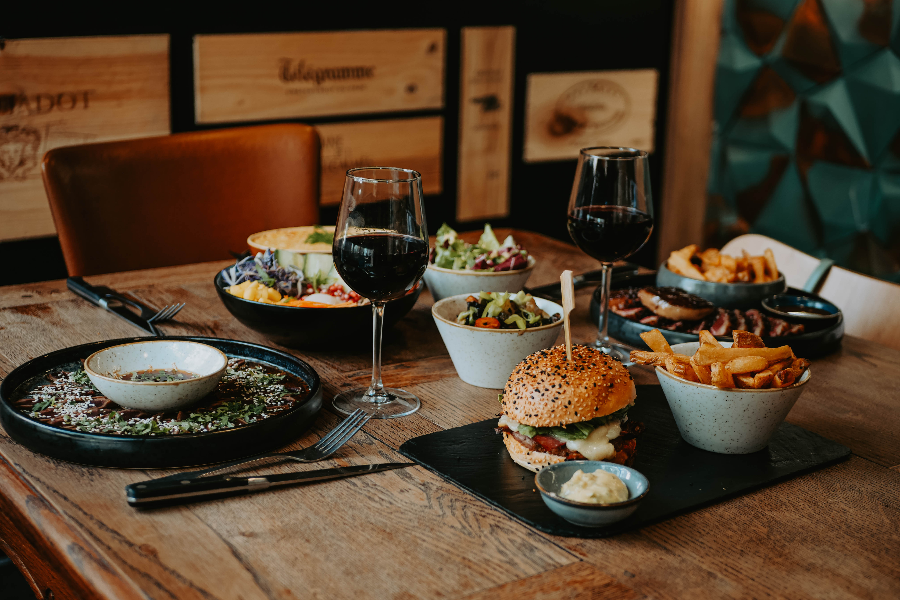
[495,270,643,472]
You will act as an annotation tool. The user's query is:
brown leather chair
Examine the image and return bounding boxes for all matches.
[41,124,321,276]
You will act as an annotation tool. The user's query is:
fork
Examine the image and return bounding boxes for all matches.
[147,303,185,336]
[152,409,372,482]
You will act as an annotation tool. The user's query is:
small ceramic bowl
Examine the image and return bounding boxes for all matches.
[431,293,563,389]
[761,293,841,328]
[84,340,228,411]
[535,461,649,528]
[656,342,811,454]
[423,256,536,302]
[657,261,786,309]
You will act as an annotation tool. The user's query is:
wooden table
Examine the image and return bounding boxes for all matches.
[0,230,897,600]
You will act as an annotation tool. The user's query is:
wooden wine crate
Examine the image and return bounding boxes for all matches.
[456,26,515,222]
[0,35,170,242]
[194,30,446,123]
[317,116,443,206]
[524,69,658,163]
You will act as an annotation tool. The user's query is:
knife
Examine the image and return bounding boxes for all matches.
[525,263,642,299]
[67,276,159,336]
[125,463,414,507]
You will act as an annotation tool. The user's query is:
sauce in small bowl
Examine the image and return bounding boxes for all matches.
[762,294,841,329]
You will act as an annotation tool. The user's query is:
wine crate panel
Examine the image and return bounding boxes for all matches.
[0,35,170,242]
[456,26,515,222]
[524,69,658,163]
[317,117,443,206]
[194,30,446,123]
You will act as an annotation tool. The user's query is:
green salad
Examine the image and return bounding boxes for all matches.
[456,291,560,330]
[430,223,530,271]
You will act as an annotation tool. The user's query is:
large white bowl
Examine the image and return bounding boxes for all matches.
[432,293,563,389]
[84,340,228,411]
[423,255,536,302]
[656,341,811,454]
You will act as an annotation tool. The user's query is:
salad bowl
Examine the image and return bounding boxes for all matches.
[424,256,536,302]
[215,270,422,349]
[425,223,535,301]
[432,293,563,389]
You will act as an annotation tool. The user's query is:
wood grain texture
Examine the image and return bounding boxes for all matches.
[0,35,170,241]
[656,0,723,264]
[561,456,900,600]
[317,117,443,206]
[194,29,445,123]
[524,69,658,163]
[457,27,515,222]
[0,230,898,599]
[459,562,638,600]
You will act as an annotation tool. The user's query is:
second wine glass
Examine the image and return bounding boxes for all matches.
[332,167,428,418]
[567,147,654,362]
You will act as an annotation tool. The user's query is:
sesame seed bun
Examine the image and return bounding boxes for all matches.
[501,344,636,427]
[502,432,566,473]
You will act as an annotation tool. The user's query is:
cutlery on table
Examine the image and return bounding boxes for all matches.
[524,263,642,299]
[66,276,185,336]
[125,462,413,507]
[132,408,373,501]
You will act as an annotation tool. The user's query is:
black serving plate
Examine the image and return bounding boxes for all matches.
[400,385,850,538]
[215,270,422,348]
[0,336,322,468]
[591,273,844,358]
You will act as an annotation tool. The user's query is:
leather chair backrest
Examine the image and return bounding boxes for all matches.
[42,124,321,276]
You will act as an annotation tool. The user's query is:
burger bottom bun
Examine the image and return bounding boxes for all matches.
[503,432,566,473]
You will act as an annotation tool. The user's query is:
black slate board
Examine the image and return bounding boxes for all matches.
[399,386,850,538]
[0,336,322,469]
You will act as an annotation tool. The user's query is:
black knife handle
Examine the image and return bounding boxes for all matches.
[67,277,107,307]
[126,476,262,505]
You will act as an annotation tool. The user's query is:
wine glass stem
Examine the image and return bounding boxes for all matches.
[596,263,613,350]
[367,302,386,399]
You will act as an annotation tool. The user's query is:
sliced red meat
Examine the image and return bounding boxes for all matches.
[709,308,731,336]
[768,318,789,337]
[744,309,767,336]
[612,306,648,319]
[639,314,660,326]
[731,309,747,333]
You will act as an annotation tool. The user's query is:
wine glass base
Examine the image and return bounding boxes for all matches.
[587,342,633,366]
[332,387,421,419]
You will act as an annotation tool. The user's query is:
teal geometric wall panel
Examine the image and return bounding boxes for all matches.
[708,0,900,282]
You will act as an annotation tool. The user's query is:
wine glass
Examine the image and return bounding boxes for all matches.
[331,167,428,418]
[567,147,654,362]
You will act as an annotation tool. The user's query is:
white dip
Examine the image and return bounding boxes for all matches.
[559,469,629,504]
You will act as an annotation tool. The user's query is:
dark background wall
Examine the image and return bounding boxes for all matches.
[0,0,675,286]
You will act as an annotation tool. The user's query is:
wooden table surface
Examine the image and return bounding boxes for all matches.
[0,230,897,600]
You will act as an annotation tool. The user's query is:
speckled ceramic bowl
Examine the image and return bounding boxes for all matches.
[432,293,563,389]
[535,461,649,527]
[656,342,811,454]
[84,340,228,411]
[423,255,536,302]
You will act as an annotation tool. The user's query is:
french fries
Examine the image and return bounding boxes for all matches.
[640,329,673,354]
[629,329,809,390]
[667,244,779,284]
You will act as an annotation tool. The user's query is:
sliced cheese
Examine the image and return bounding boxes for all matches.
[565,421,621,461]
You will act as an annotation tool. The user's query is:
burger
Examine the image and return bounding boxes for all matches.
[496,344,642,472]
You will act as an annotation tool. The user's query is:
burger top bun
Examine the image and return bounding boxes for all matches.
[501,344,636,427]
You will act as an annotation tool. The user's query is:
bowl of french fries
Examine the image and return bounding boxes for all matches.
[631,329,811,454]
[658,245,787,309]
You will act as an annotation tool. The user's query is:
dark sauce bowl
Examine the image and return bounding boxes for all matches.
[761,294,842,329]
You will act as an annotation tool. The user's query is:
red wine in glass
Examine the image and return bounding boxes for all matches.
[567,147,654,362]
[566,206,653,263]
[333,233,428,302]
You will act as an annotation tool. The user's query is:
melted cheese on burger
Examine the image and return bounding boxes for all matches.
[498,415,622,461]
[564,421,621,461]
